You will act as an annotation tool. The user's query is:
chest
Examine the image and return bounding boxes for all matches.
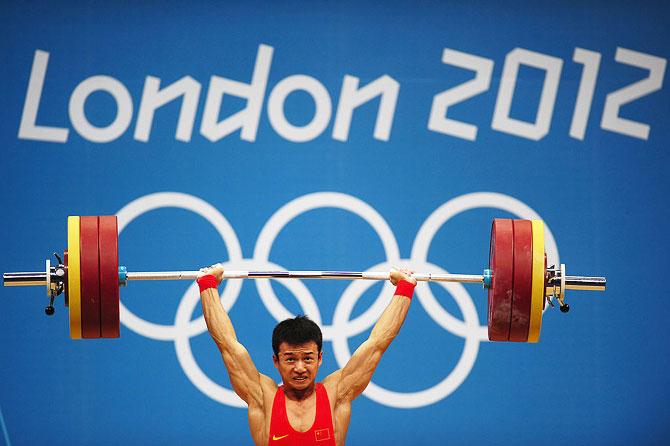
[285,397,317,432]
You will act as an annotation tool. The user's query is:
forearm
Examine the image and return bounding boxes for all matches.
[332,282,414,402]
[368,293,411,352]
[200,288,238,352]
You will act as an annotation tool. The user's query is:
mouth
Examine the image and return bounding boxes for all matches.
[293,376,308,383]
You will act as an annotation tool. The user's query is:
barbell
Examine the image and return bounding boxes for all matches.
[3,216,606,343]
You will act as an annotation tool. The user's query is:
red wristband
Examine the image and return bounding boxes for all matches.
[394,280,415,300]
[197,274,219,293]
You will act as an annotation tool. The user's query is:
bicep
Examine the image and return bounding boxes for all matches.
[219,340,265,406]
[331,294,412,403]
[331,339,384,403]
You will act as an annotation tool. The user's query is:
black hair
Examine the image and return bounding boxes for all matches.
[272,315,323,356]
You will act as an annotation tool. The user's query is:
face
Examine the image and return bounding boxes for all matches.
[273,341,323,391]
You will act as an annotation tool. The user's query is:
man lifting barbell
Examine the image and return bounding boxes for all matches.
[197,263,417,446]
[0,216,608,443]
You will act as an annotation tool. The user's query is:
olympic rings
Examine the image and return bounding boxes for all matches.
[115,191,559,409]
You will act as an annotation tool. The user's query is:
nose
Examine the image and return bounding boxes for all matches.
[294,360,306,373]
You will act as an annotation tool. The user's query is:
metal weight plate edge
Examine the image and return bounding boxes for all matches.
[528,220,545,343]
[67,217,82,339]
[63,250,69,307]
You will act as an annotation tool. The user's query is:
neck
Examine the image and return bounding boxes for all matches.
[284,383,316,402]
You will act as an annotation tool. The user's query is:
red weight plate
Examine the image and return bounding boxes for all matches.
[79,216,101,339]
[509,220,533,342]
[98,216,120,338]
[488,219,514,341]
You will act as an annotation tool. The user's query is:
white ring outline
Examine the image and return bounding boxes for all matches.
[173,259,328,408]
[116,192,243,340]
[252,192,401,341]
[330,260,480,408]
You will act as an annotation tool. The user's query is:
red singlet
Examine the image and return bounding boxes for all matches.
[268,383,336,445]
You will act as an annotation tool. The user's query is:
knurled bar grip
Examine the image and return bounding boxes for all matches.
[125,270,485,283]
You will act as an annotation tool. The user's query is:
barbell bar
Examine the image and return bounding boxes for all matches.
[2,216,606,342]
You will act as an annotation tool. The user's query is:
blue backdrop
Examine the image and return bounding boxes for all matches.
[1,1,668,445]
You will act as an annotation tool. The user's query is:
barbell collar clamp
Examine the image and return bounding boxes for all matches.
[118,266,128,287]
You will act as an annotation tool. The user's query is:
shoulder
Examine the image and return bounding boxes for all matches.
[252,374,279,412]
[322,371,341,393]
[321,371,343,408]
[260,374,279,397]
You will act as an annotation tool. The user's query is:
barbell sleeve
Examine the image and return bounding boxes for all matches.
[3,272,50,287]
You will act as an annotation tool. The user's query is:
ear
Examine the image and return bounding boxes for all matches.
[273,354,279,369]
[318,350,323,367]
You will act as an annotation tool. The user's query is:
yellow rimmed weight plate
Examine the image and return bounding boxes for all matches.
[528,220,545,343]
[67,216,82,339]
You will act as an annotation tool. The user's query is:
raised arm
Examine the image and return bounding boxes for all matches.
[198,264,271,406]
[326,269,416,404]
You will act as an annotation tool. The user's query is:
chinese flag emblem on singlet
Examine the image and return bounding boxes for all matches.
[315,428,331,442]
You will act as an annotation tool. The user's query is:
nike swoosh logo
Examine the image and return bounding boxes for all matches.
[272,434,289,441]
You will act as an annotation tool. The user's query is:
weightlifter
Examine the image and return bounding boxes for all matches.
[197,264,416,446]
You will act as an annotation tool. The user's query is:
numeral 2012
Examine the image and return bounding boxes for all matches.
[428,47,667,141]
